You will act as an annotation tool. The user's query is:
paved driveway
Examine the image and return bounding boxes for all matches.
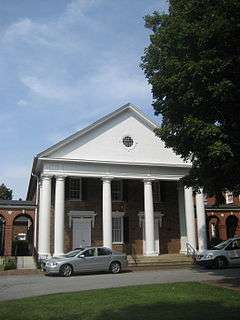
[0,267,239,301]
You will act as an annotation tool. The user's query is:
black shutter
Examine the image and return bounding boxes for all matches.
[123,180,128,202]
[160,181,167,202]
[81,178,88,201]
[123,216,129,243]
[65,178,69,200]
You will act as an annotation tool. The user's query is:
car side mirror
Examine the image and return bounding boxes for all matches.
[78,254,85,258]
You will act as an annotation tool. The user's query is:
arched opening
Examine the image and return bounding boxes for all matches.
[12,215,33,256]
[207,216,220,247]
[0,216,5,256]
[226,215,238,239]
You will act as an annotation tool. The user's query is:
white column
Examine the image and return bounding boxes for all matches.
[38,175,52,258]
[184,186,197,250]
[144,179,155,256]
[102,178,112,249]
[54,176,65,256]
[178,182,187,253]
[196,189,207,251]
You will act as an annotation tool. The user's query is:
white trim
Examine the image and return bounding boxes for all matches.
[67,210,97,228]
[39,156,191,168]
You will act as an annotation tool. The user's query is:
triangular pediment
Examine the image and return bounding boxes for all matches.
[39,103,187,166]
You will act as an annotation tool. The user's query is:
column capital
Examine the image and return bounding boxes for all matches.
[143,178,155,184]
[101,176,113,183]
[55,175,66,181]
[41,174,52,181]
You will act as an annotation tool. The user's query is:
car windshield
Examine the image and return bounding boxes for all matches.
[213,239,232,250]
[63,250,83,258]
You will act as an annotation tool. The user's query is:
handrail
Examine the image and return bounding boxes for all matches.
[186,242,197,257]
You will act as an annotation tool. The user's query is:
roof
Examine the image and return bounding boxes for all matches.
[27,103,159,200]
[0,200,36,209]
[37,103,158,158]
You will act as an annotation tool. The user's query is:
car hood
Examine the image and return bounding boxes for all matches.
[197,249,222,256]
[46,256,69,263]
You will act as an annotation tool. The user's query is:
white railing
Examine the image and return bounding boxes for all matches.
[186,242,197,257]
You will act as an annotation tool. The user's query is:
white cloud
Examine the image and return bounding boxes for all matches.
[17,99,29,107]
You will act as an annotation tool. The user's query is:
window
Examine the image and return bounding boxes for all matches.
[152,181,161,203]
[122,136,134,148]
[112,216,124,243]
[225,191,234,204]
[69,178,82,200]
[112,180,123,201]
[97,248,112,256]
[82,248,96,257]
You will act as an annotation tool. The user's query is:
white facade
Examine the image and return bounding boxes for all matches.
[29,103,207,258]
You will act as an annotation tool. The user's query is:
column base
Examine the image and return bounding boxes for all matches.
[144,252,159,256]
[38,253,51,260]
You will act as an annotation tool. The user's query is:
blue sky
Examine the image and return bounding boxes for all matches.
[0,0,168,199]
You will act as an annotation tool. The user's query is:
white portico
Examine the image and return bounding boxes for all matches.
[27,103,208,259]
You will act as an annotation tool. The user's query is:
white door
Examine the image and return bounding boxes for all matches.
[72,218,91,249]
[143,219,160,255]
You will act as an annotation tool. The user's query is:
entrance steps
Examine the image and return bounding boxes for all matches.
[127,254,193,268]
[17,256,36,269]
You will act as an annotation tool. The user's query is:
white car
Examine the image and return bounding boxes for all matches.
[196,237,240,269]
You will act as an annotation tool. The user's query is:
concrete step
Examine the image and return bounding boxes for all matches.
[17,256,36,269]
[127,254,193,267]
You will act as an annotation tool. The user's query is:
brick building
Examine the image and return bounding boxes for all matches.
[26,103,208,259]
[205,194,240,247]
[0,200,35,256]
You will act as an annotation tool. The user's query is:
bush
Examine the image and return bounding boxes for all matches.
[0,257,17,271]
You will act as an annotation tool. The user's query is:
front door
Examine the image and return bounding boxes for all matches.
[72,218,91,249]
[143,219,160,255]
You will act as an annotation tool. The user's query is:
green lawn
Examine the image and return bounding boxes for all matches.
[1,283,240,320]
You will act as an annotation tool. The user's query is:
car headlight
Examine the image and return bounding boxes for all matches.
[206,253,213,259]
[48,261,58,267]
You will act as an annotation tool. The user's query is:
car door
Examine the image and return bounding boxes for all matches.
[96,248,112,271]
[74,248,98,272]
[225,239,240,265]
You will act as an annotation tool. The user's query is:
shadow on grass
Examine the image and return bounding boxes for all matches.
[94,300,240,320]
[192,264,240,289]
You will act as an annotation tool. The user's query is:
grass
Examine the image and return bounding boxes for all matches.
[1,282,240,320]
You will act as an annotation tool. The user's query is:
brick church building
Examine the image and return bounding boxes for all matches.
[0,104,239,258]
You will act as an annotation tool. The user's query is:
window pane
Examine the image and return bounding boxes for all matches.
[69,178,81,199]
[112,217,123,243]
[98,248,112,256]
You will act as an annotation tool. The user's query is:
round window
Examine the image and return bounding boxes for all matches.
[122,136,134,148]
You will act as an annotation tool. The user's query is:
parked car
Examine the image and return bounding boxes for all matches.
[42,247,128,277]
[196,237,240,269]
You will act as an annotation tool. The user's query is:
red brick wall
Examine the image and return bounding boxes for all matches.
[0,208,35,256]
[207,210,240,242]
[59,178,181,255]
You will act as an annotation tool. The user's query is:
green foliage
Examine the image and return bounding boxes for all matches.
[0,257,17,270]
[0,183,12,200]
[141,0,240,195]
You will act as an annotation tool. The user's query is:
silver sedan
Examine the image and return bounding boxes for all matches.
[42,247,128,277]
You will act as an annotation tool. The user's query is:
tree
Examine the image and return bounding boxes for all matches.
[0,183,13,200]
[141,0,240,196]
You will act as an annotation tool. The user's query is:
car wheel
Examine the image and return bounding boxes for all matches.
[214,257,228,269]
[60,264,73,277]
[109,261,121,274]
